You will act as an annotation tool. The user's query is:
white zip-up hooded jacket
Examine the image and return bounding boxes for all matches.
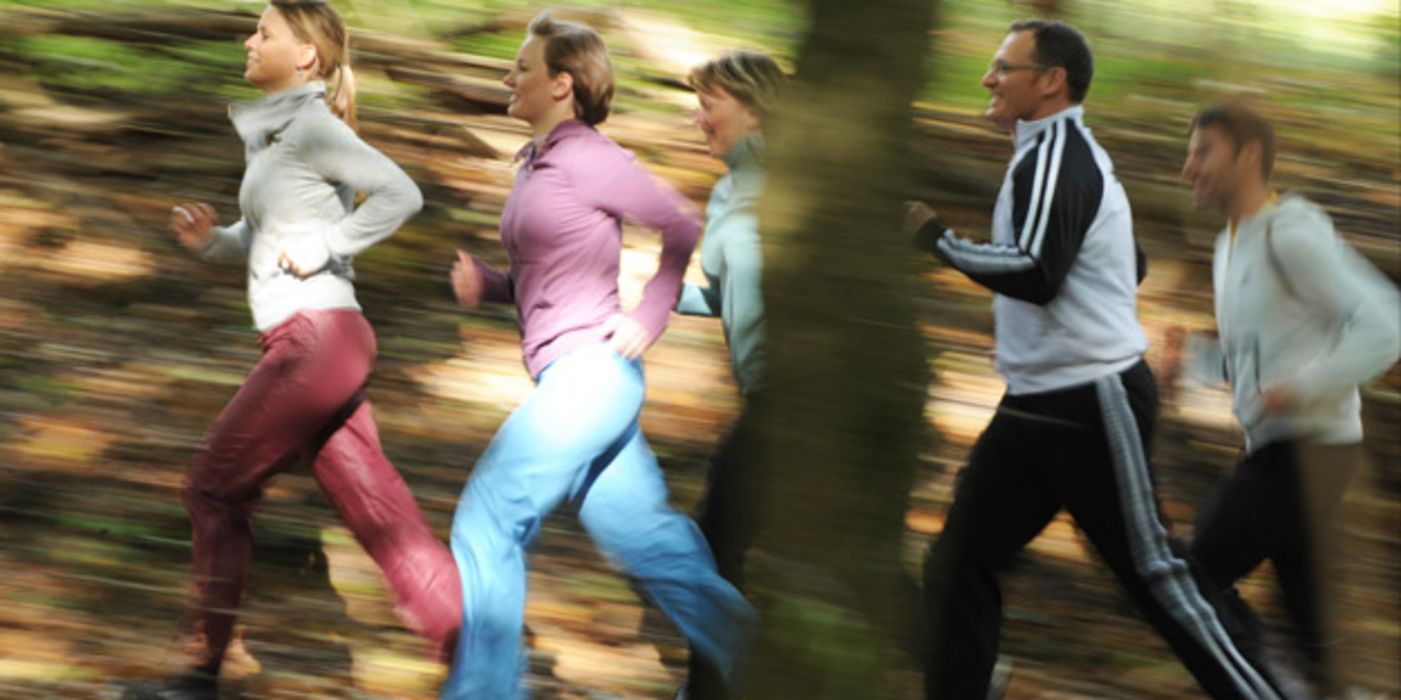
[1212,192,1399,451]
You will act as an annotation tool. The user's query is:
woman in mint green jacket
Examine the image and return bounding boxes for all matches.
[674,50,785,699]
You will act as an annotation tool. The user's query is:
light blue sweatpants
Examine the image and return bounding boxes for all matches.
[442,344,754,699]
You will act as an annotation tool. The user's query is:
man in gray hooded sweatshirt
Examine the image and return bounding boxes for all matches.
[1182,101,1400,696]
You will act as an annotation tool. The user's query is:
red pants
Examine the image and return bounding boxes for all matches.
[182,309,460,670]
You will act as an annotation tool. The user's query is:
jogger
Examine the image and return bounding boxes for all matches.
[674,51,786,699]
[1181,102,1401,693]
[442,12,754,698]
[146,4,462,696]
[913,20,1286,698]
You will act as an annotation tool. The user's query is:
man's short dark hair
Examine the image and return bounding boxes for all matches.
[1009,19,1093,104]
[1191,102,1277,181]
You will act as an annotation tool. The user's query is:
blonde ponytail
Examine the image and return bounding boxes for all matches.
[328,62,358,131]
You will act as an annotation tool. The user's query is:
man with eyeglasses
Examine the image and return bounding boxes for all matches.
[909,19,1288,699]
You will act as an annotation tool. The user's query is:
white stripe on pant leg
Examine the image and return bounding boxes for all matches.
[1095,376,1280,700]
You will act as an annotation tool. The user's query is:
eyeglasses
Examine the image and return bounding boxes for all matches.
[989,60,1049,76]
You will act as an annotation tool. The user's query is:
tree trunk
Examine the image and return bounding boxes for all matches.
[746,0,937,696]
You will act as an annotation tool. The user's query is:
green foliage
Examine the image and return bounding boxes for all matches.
[450,30,521,61]
[11,35,231,99]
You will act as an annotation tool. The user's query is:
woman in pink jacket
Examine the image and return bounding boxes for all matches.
[442,12,754,698]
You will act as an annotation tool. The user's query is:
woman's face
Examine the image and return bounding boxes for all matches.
[503,35,567,127]
[694,85,759,159]
[243,6,316,93]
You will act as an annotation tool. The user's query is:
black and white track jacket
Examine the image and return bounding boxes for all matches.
[934,105,1148,395]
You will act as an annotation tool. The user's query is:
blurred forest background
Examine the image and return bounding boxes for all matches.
[0,0,1396,697]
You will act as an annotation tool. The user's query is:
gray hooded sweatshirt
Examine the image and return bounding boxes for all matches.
[1212,192,1400,451]
[203,81,423,330]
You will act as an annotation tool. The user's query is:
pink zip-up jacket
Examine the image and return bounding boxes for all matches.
[474,119,701,379]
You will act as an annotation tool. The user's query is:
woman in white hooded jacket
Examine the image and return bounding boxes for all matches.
[148,3,460,697]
